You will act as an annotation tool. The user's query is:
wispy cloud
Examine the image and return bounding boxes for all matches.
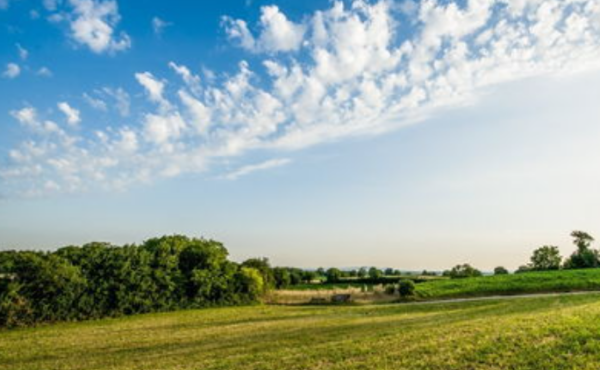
[3,0,600,197]
[16,43,28,60]
[36,67,53,77]
[224,158,291,180]
[152,16,171,36]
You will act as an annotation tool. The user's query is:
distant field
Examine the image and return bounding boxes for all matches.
[287,275,444,291]
[415,268,600,300]
[3,293,600,369]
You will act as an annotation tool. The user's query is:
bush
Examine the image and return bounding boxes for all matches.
[398,280,416,298]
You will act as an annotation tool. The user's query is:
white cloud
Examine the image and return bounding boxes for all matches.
[10,107,67,137]
[142,112,185,148]
[135,72,169,109]
[4,0,600,197]
[223,5,305,53]
[67,0,131,54]
[224,158,291,180]
[35,67,53,77]
[11,107,38,126]
[3,63,20,79]
[169,62,201,95]
[16,44,28,60]
[102,87,130,116]
[83,93,107,110]
[43,0,60,11]
[57,101,81,126]
[152,16,170,36]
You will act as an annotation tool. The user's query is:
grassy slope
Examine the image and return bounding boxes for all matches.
[415,268,600,299]
[3,293,600,369]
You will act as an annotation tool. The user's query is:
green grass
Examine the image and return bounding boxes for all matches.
[3,293,600,369]
[414,268,600,300]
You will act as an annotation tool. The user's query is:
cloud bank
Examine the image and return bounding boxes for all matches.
[2,0,600,197]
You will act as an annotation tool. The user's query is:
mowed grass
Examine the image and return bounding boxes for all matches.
[3,293,600,369]
[415,268,600,300]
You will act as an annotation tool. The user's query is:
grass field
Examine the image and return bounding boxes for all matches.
[3,293,600,369]
[414,268,600,300]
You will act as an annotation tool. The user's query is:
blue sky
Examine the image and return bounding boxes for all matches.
[1,0,600,270]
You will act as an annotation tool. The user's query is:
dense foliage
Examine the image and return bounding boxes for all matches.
[0,235,264,327]
[443,264,483,279]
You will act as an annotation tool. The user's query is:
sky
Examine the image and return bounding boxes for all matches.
[1,0,600,271]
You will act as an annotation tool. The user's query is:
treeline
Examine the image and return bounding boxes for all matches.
[263,264,438,289]
[442,230,600,278]
[0,235,265,327]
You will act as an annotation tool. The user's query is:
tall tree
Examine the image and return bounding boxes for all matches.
[530,246,562,271]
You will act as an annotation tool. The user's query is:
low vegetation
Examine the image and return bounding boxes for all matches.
[3,293,600,370]
[415,268,600,300]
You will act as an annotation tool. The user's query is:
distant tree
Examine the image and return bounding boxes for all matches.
[272,267,291,289]
[316,268,326,278]
[325,268,343,283]
[368,267,383,279]
[564,231,599,269]
[445,264,482,279]
[572,231,594,251]
[384,268,394,276]
[494,266,509,275]
[287,268,303,285]
[357,267,367,279]
[348,269,358,278]
[530,246,562,271]
[301,270,318,284]
[398,280,416,298]
[515,264,532,274]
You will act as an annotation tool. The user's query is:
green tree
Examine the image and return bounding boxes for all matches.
[325,268,342,283]
[530,246,562,271]
[235,267,264,301]
[368,267,382,279]
[357,267,367,278]
[398,280,416,298]
[272,267,291,289]
[241,258,274,291]
[445,264,482,279]
[564,231,599,269]
[494,266,509,275]
[301,270,318,284]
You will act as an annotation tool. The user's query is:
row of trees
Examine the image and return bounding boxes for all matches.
[250,263,437,289]
[443,231,600,279]
[515,231,599,272]
[0,235,265,327]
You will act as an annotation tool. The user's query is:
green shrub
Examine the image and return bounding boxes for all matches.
[399,280,416,298]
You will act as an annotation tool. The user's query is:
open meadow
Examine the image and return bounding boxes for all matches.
[3,292,600,370]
